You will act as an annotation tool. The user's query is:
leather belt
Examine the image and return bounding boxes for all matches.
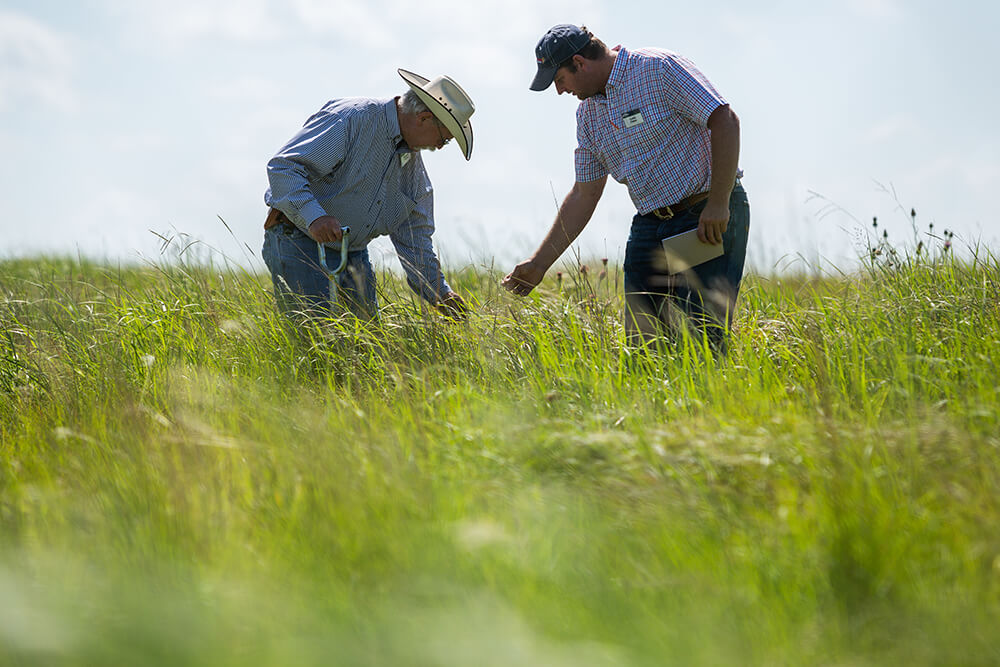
[648,191,710,221]
[264,207,295,230]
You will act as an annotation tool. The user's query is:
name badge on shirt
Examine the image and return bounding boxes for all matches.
[622,109,645,128]
[400,152,412,168]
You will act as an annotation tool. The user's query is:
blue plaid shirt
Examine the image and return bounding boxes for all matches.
[265,97,451,303]
[574,47,730,214]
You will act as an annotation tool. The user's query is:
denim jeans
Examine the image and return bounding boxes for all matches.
[261,224,378,319]
[623,181,750,348]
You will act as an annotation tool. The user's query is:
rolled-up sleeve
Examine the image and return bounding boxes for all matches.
[266,112,348,230]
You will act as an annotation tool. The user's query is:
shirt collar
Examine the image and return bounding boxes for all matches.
[383,98,405,149]
[606,46,629,92]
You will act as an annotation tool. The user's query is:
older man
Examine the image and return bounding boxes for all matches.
[263,69,475,319]
[503,25,750,349]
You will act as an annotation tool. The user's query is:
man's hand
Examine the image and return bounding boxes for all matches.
[697,201,730,245]
[501,259,546,296]
[701,104,739,246]
[436,291,469,319]
[308,215,343,243]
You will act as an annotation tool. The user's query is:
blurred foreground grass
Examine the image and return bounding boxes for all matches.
[2,248,999,665]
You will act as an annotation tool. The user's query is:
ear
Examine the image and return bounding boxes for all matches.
[572,54,587,70]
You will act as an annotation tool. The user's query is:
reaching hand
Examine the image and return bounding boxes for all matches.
[436,291,470,320]
[501,260,545,296]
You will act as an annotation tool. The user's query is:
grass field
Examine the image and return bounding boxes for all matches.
[2,241,999,665]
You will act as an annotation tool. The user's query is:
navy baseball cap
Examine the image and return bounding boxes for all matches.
[529,24,591,91]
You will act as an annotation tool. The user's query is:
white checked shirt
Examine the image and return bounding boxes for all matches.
[574,47,729,215]
[265,97,451,303]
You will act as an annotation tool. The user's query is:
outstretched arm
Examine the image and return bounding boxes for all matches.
[390,195,468,318]
[501,176,607,296]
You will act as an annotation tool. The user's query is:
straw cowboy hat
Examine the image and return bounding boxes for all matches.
[398,68,475,160]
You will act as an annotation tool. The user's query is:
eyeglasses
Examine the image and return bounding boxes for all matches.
[435,120,452,147]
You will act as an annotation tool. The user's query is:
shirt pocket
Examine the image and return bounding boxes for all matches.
[622,103,668,153]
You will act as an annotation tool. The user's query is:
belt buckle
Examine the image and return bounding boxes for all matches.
[652,206,674,221]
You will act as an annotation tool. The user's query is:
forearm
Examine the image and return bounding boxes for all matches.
[531,179,606,271]
[706,106,740,207]
[391,209,450,304]
[404,263,451,304]
[267,157,328,230]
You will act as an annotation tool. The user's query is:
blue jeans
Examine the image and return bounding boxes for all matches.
[623,182,750,348]
[261,224,378,319]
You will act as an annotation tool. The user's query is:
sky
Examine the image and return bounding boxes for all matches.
[1,0,997,276]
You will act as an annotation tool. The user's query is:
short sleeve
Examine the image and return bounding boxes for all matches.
[573,106,609,182]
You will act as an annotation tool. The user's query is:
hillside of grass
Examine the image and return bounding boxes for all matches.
[2,248,999,665]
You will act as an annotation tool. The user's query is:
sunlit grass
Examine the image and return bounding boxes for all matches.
[2,246,999,665]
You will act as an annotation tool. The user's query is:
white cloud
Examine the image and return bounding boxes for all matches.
[846,0,904,21]
[864,114,920,143]
[288,0,391,46]
[206,75,283,103]
[109,0,280,46]
[907,152,1000,194]
[391,0,597,37]
[285,0,606,69]
[0,10,77,112]
[106,132,169,154]
[208,155,264,191]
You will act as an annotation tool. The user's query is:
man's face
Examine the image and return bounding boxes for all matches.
[411,112,453,151]
[553,57,599,100]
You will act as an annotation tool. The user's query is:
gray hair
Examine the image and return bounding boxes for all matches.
[399,89,431,116]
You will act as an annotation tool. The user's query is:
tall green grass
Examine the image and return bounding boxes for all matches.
[2,245,999,665]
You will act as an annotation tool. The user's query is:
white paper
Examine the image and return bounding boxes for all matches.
[660,228,724,274]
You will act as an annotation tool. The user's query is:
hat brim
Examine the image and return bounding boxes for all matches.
[530,64,558,92]
[398,69,473,160]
